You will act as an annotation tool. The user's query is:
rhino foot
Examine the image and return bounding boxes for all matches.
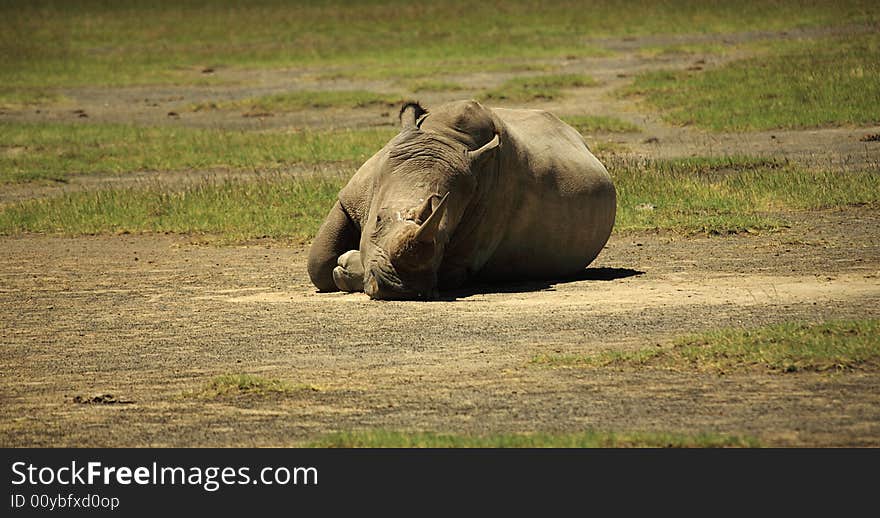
[332,250,364,292]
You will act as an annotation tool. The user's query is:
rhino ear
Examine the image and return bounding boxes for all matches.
[414,192,449,243]
[399,101,427,130]
[468,133,500,166]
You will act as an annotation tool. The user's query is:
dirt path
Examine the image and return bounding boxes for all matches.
[1,208,878,447]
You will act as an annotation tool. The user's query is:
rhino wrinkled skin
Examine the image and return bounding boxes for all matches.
[307,100,616,300]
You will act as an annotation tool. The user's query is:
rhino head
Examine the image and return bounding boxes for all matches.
[356,102,500,300]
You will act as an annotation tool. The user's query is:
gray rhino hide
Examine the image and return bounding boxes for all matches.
[307,100,616,300]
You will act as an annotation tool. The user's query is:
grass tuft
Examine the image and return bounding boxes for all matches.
[636,42,729,58]
[0,88,67,109]
[620,34,880,130]
[407,80,466,93]
[184,374,318,399]
[562,115,640,134]
[0,122,396,183]
[1,154,877,241]
[532,320,880,374]
[317,61,564,82]
[480,74,598,102]
[0,174,346,244]
[191,90,402,113]
[309,430,759,448]
[608,155,880,234]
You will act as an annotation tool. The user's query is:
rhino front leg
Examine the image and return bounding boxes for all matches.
[332,250,364,292]
[308,201,361,292]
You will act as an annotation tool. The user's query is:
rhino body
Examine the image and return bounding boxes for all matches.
[307,100,616,300]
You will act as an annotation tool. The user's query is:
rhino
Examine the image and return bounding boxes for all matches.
[307,99,616,300]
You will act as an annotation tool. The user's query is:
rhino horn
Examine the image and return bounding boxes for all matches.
[414,195,435,224]
[468,133,500,164]
[414,192,449,244]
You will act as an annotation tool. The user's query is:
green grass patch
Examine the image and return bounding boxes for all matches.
[609,155,880,234]
[407,81,466,93]
[480,74,598,102]
[637,42,730,58]
[184,374,319,399]
[191,90,402,113]
[317,61,564,82]
[533,320,880,374]
[0,174,345,243]
[309,430,759,448]
[0,89,67,109]
[0,122,396,183]
[2,154,877,240]
[562,115,640,134]
[589,141,631,155]
[620,34,880,130]
[3,1,875,99]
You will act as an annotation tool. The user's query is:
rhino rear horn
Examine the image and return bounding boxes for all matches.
[415,192,449,243]
[399,101,427,129]
[468,133,500,165]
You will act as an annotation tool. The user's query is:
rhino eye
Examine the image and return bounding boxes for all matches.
[375,215,382,224]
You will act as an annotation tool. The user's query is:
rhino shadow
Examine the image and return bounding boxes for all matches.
[440,267,644,300]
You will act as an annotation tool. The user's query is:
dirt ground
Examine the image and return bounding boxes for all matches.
[1,28,879,447]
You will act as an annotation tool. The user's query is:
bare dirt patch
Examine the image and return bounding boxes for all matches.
[1,208,877,447]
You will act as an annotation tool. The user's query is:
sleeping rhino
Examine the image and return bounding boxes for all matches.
[307,100,616,300]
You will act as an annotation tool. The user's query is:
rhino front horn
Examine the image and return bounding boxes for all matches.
[415,192,449,243]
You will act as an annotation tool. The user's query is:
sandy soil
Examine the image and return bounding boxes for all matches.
[1,208,877,447]
[1,28,878,447]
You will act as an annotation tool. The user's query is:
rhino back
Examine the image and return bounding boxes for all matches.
[475,107,616,280]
